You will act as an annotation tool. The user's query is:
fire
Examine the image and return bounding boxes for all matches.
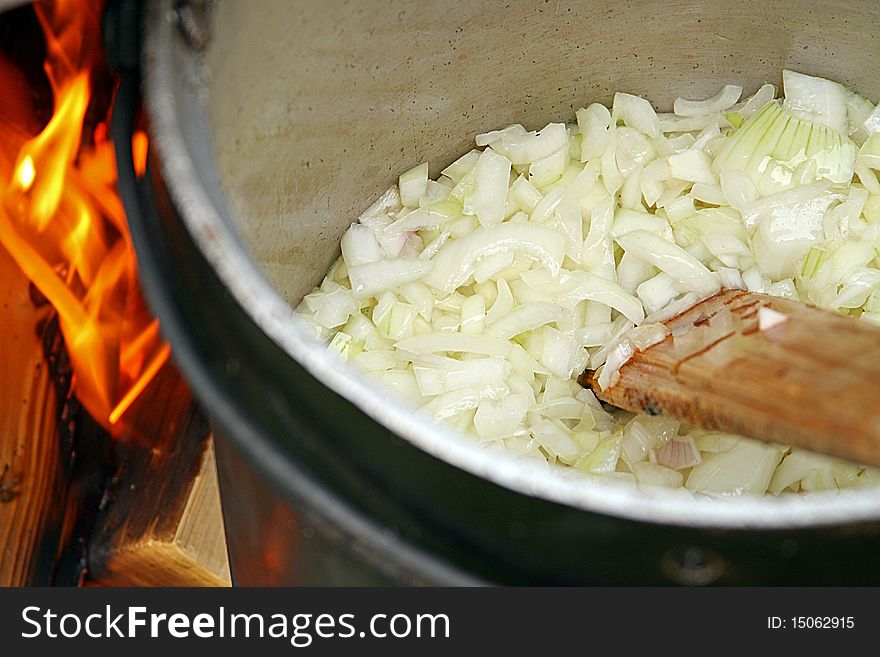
[0,1,169,433]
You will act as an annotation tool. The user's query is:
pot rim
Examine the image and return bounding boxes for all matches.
[143,0,880,530]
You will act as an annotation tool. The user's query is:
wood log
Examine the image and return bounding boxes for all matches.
[583,289,880,466]
[85,365,230,587]
[0,249,229,587]
[0,246,66,585]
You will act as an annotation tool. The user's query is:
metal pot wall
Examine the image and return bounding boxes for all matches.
[121,0,880,584]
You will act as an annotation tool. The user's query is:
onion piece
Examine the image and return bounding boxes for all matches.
[300,73,880,494]
[737,83,776,120]
[621,416,659,464]
[399,162,429,207]
[717,267,746,290]
[642,291,702,325]
[348,258,434,299]
[686,439,785,495]
[341,223,382,267]
[420,384,507,422]
[358,186,401,224]
[396,332,511,357]
[479,122,569,166]
[486,302,565,340]
[424,223,566,293]
[464,148,511,227]
[656,436,702,470]
[632,462,684,488]
[674,84,742,117]
[782,69,848,134]
[613,92,660,138]
[559,271,646,324]
[413,358,508,396]
[387,204,459,233]
[531,418,580,462]
[617,230,721,297]
[312,286,360,329]
[577,103,612,161]
[538,327,583,379]
[658,113,720,133]
[637,273,681,314]
[473,393,530,440]
[668,149,716,184]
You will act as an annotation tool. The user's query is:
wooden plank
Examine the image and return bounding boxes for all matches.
[585,290,880,466]
[0,245,65,586]
[85,365,230,587]
[173,440,231,584]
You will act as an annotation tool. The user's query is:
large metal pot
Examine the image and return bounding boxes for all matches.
[127,0,880,584]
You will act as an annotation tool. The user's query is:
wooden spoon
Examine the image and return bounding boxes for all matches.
[579,289,880,467]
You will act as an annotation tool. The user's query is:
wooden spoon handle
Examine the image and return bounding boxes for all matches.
[580,290,880,467]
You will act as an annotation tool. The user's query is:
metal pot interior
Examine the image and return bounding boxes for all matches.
[150,0,880,528]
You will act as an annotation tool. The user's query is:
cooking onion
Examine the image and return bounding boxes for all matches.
[299,71,880,495]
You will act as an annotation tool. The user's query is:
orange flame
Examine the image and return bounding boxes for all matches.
[0,1,169,433]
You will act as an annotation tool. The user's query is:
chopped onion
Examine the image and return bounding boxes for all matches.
[474,393,530,440]
[613,92,661,139]
[656,436,702,470]
[632,462,684,488]
[464,148,511,227]
[717,267,746,290]
[782,69,848,134]
[486,301,565,340]
[668,149,716,184]
[396,332,511,357]
[658,113,720,133]
[737,83,776,119]
[531,418,580,462]
[617,230,720,296]
[577,103,612,161]
[621,418,658,465]
[424,222,566,293]
[674,84,742,117]
[341,224,382,267]
[686,440,785,495]
[642,291,702,325]
[348,258,434,299]
[413,358,508,396]
[358,186,401,224]
[399,162,429,207]
[298,72,880,496]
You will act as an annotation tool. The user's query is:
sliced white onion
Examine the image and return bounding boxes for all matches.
[686,440,785,495]
[577,103,612,161]
[738,83,776,120]
[300,73,880,495]
[632,462,684,488]
[656,436,702,470]
[424,223,566,293]
[341,223,382,267]
[474,393,530,440]
[486,302,565,340]
[613,92,661,138]
[617,230,721,297]
[399,162,429,207]
[396,332,511,357]
[668,148,716,184]
[464,148,511,227]
[782,69,848,134]
[674,84,742,117]
[348,258,434,299]
[413,358,508,396]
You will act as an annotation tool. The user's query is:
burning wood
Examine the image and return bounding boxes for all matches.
[0,0,168,433]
